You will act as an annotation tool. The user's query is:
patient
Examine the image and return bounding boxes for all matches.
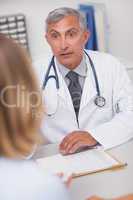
[0,33,70,200]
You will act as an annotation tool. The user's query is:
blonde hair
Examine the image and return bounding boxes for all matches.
[0,34,43,158]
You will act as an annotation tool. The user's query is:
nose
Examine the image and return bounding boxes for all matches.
[60,37,68,51]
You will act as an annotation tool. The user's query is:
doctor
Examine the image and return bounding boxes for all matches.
[35,7,133,155]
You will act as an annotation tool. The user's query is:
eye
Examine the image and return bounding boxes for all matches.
[50,32,59,39]
[68,30,78,38]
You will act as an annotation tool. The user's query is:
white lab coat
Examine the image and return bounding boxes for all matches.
[34,50,133,150]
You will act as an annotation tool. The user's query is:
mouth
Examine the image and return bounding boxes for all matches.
[60,52,73,57]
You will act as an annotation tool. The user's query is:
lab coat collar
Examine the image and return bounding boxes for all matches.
[57,54,87,79]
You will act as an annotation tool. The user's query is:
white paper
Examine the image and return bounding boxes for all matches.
[36,148,120,176]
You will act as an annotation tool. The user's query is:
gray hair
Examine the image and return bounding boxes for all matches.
[45,7,87,32]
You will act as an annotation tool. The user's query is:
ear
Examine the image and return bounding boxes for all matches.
[82,30,90,46]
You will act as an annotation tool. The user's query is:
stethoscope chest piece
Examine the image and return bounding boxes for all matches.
[94,96,106,107]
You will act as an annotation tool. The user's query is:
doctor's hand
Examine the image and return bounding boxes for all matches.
[59,131,98,155]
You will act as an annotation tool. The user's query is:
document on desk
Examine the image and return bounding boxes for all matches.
[36,148,125,178]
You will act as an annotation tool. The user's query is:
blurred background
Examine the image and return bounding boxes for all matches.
[0,0,133,78]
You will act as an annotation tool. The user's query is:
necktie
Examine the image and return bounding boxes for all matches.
[66,71,82,118]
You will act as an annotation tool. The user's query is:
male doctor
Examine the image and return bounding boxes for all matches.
[35,7,133,155]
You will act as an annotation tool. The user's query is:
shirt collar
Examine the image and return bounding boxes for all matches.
[56,53,87,79]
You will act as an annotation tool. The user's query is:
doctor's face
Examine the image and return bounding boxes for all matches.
[46,15,89,69]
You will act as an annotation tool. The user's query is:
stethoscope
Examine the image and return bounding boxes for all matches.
[43,50,106,108]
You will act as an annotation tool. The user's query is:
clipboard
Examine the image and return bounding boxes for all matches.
[72,159,127,178]
[36,148,127,178]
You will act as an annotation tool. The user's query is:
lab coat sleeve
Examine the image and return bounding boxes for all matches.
[88,57,133,150]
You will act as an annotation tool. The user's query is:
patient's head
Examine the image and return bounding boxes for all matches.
[0,33,42,158]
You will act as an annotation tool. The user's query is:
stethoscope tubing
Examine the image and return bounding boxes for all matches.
[42,51,106,107]
[42,56,59,89]
[84,50,100,96]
